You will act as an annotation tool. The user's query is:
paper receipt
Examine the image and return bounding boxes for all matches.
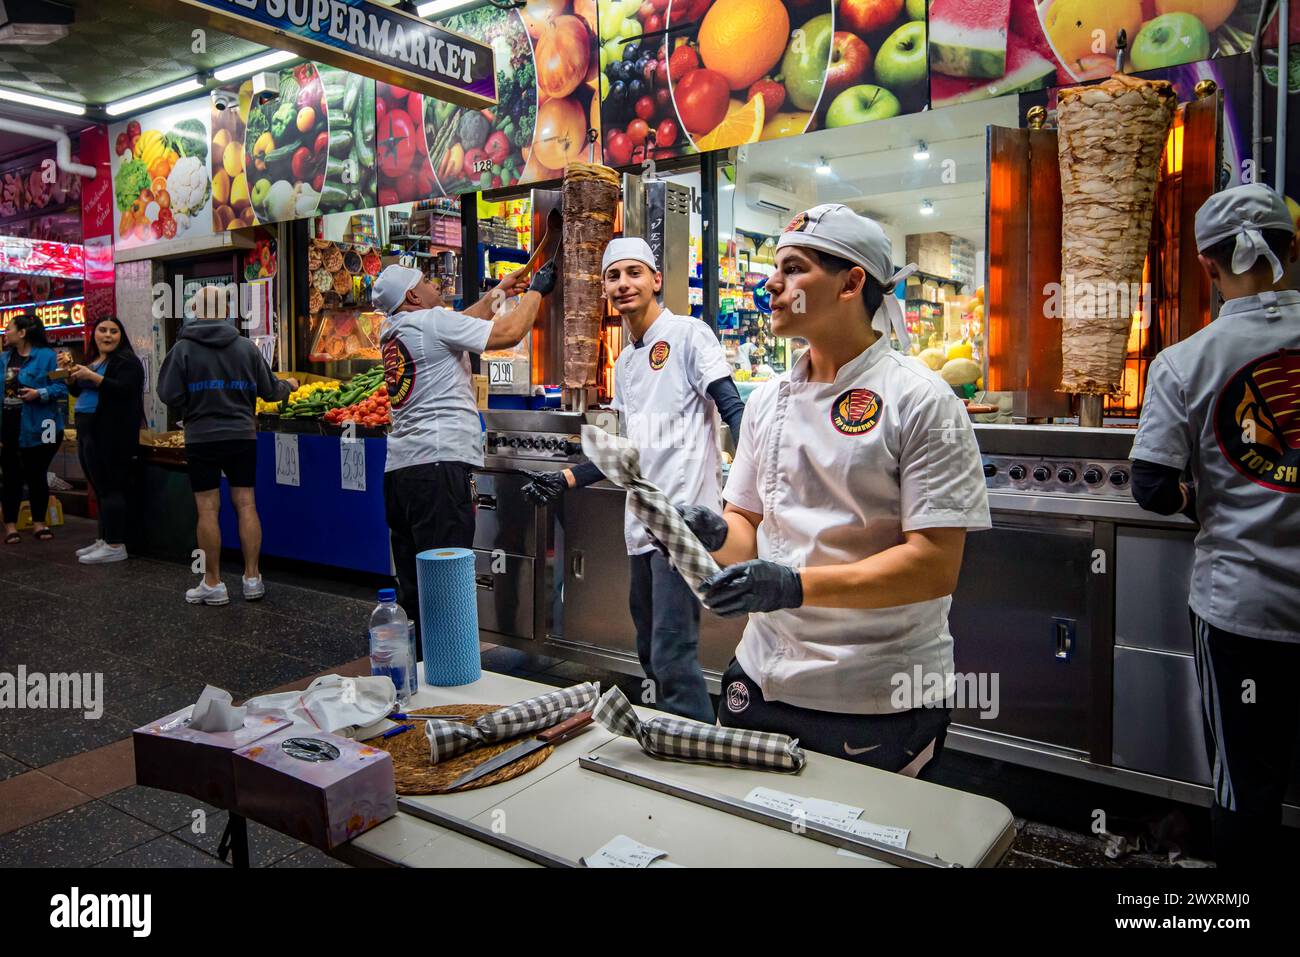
[583,834,675,868]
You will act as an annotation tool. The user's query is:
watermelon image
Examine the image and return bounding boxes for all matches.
[930,0,1010,79]
[1243,352,1300,452]
[931,33,1056,106]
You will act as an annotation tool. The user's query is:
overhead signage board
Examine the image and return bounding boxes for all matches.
[152,0,496,108]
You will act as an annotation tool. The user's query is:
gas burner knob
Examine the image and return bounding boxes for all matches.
[1032,465,1052,482]
[1008,465,1027,481]
[564,440,582,456]
[1083,467,1105,485]
[507,437,520,448]
[982,462,997,478]
[1108,468,1130,487]
[1057,467,1077,484]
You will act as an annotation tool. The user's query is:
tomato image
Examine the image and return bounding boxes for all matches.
[378,109,415,178]
[673,68,730,134]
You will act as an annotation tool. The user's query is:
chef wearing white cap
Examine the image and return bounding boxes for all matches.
[520,237,744,722]
[374,259,556,634]
[678,204,989,778]
[1131,183,1300,867]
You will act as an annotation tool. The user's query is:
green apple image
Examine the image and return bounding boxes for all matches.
[782,14,834,112]
[826,84,901,128]
[1129,13,1211,71]
[874,20,928,92]
[905,0,928,20]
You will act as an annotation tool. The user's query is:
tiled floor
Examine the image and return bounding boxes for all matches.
[0,516,1216,868]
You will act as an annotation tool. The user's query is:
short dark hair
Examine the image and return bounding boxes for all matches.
[6,311,50,350]
[1202,227,1294,275]
[804,249,887,317]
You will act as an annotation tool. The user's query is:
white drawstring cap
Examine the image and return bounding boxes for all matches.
[1194,183,1296,283]
[373,263,423,314]
[775,203,916,350]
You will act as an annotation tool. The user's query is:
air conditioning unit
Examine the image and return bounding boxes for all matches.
[744,182,800,216]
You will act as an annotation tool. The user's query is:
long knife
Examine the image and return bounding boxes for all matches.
[435,710,594,793]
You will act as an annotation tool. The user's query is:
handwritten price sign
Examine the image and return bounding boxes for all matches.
[341,439,366,492]
[274,433,300,487]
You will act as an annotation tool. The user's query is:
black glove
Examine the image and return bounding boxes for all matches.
[520,469,568,506]
[528,259,558,295]
[677,504,729,552]
[700,560,803,618]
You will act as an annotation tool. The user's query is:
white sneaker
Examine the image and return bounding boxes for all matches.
[242,576,266,601]
[76,539,106,557]
[186,580,229,605]
[79,543,127,564]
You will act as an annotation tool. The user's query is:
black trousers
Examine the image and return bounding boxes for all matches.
[76,413,131,544]
[717,659,952,779]
[383,461,476,635]
[1190,610,1300,868]
[1,408,61,528]
[628,550,713,723]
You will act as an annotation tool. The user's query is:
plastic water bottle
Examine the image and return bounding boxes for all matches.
[369,589,411,708]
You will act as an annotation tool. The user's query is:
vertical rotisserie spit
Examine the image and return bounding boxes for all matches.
[561,162,621,390]
[1057,73,1176,395]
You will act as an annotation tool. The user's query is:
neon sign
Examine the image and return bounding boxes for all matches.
[0,296,85,329]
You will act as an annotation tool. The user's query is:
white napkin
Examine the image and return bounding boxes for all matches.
[243,674,397,737]
[187,685,246,733]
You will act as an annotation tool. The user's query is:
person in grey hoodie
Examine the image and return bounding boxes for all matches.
[157,286,296,605]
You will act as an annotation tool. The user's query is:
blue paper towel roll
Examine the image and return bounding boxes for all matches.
[415,547,481,686]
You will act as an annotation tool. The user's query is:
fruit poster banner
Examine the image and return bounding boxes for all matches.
[209,61,378,232]
[601,0,930,165]
[108,99,213,249]
[931,0,1270,109]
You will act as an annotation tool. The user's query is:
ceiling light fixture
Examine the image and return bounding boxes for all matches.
[0,87,85,116]
[920,199,934,216]
[416,0,476,16]
[214,50,298,83]
[106,77,205,117]
[721,181,735,191]
[816,156,831,175]
[914,140,929,161]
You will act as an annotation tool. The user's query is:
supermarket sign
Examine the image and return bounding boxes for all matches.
[0,296,85,331]
[154,0,495,107]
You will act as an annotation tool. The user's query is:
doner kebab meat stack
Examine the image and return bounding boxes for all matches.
[562,162,620,389]
[1056,73,1175,394]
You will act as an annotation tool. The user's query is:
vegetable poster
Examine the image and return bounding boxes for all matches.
[930,0,1270,109]
[209,61,378,232]
[108,99,213,249]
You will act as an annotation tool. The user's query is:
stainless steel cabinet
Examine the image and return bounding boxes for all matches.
[948,515,1098,753]
[1112,646,1211,785]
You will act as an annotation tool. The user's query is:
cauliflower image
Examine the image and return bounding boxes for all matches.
[166,155,210,216]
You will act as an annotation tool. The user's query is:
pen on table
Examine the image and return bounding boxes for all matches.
[390,713,467,722]
[379,723,414,739]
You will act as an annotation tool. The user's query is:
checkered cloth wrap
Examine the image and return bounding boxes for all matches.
[426,682,600,763]
[593,686,806,773]
[580,425,721,595]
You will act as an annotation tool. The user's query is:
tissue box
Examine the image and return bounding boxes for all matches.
[132,707,292,809]
[233,730,396,850]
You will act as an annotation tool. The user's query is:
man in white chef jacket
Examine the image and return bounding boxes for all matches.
[520,238,745,722]
[1130,184,1300,867]
[679,205,990,778]
[374,261,555,636]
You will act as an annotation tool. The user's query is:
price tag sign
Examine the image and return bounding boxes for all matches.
[488,359,513,386]
[341,438,366,492]
[274,433,300,487]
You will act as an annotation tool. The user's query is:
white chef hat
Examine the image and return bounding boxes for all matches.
[372,264,423,314]
[1195,184,1296,282]
[601,237,657,274]
[776,204,917,350]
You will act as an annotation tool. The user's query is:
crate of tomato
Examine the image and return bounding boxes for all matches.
[322,388,390,432]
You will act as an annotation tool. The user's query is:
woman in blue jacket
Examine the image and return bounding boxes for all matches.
[1,312,67,543]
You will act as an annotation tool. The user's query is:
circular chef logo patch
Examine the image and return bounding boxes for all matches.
[649,340,671,371]
[830,388,883,436]
[382,336,415,409]
[784,211,810,233]
[726,681,750,714]
[1213,348,1300,493]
